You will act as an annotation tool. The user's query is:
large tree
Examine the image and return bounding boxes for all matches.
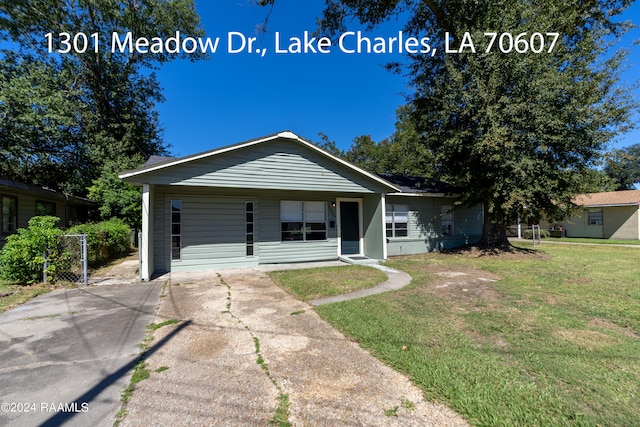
[313,0,636,246]
[0,0,205,194]
[604,143,640,190]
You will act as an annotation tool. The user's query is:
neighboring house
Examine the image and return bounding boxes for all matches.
[554,190,640,240]
[0,179,95,248]
[119,131,483,280]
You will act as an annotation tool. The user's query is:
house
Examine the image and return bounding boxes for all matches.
[119,131,483,280]
[555,190,640,240]
[0,179,95,248]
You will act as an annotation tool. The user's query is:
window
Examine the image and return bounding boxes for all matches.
[36,200,56,216]
[1,196,17,235]
[588,208,603,225]
[281,201,327,242]
[171,200,181,260]
[246,202,255,256]
[441,205,454,235]
[386,204,409,238]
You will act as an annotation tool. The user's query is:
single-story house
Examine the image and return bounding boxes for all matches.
[0,179,95,248]
[553,190,640,240]
[119,131,483,280]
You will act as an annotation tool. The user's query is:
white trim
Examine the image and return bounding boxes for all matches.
[582,203,640,208]
[381,194,388,260]
[336,198,364,257]
[119,131,400,192]
[141,184,154,281]
[387,192,454,198]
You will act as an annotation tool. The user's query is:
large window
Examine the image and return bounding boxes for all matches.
[281,201,327,242]
[171,200,182,260]
[246,202,255,256]
[441,205,454,235]
[588,208,603,225]
[1,196,17,235]
[36,200,56,216]
[386,204,409,238]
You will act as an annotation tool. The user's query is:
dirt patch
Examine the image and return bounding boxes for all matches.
[411,264,503,306]
[445,244,550,261]
[588,318,640,340]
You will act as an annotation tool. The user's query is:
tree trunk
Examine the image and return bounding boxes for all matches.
[479,203,511,248]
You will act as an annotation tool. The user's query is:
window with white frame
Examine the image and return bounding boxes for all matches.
[588,208,603,225]
[386,204,409,238]
[246,202,255,256]
[281,201,327,241]
[171,200,182,260]
[441,205,454,235]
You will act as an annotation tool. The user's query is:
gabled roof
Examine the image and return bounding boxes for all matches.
[120,131,401,192]
[574,190,640,207]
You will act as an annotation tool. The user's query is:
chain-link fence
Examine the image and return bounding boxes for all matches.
[53,234,88,285]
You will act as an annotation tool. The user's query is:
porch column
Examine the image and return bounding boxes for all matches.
[141,183,155,281]
[381,194,388,260]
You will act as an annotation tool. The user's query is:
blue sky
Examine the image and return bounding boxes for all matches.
[156,1,640,157]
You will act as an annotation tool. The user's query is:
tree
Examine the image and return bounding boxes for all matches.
[315,0,636,246]
[604,144,640,190]
[0,0,205,194]
[88,163,142,230]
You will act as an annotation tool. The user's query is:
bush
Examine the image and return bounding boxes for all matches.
[0,216,62,284]
[523,228,551,239]
[67,218,131,266]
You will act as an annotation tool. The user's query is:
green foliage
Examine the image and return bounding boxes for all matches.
[317,0,637,246]
[67,219,131,266]
[88,165,142,229]
[0,216,62,284]
[522,228,550,239]
[0,0,205,195]
[604,144,640,190]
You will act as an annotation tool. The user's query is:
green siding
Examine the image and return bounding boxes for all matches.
[560,210,603,238]
[363,194,384,259]
[134,139,389,193]
[560,206,639,239]
[152,186,344,272]
[385,196,482,256]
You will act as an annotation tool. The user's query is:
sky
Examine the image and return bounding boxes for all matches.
[155,1,640,158]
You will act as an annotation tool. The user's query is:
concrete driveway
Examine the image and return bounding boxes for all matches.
[120,269,468,426]
[0,282,162,427]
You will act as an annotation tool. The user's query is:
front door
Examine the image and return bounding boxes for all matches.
[339,201,360,255]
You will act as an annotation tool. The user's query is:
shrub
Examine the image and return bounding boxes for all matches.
[523,228,551,239]
[0,216,63,284]
[67,218,131,266]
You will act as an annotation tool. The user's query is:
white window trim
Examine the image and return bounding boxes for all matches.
[441,205,454,236]
[280,201,328,243]
[386,204,410,238]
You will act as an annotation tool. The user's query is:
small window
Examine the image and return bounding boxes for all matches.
[246,202,255,256]
[171,200,181,260]
[1,196,18,235]
[36,200,56,216]
[588,208,603,225]
[386,204,409,238]
[441,205,454,235]
[281,201,327,242]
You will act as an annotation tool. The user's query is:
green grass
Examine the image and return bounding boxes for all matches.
[268,265,387,301]
[301,243,640,426]
[543,237,640,245]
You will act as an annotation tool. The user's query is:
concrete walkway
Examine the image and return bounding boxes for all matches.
[309,264,412,306]
[0,281,162,427]
[509,237,640,248]
[121,269,466,426]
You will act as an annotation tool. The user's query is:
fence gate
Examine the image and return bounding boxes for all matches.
[56,234,88,285]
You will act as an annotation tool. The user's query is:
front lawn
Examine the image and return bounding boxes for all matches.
[544,237,640,245]
[268,265,387,301]
[303,244,639,426]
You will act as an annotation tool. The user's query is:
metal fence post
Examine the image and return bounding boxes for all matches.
[82,234,88,286]
[43,249,48,285]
